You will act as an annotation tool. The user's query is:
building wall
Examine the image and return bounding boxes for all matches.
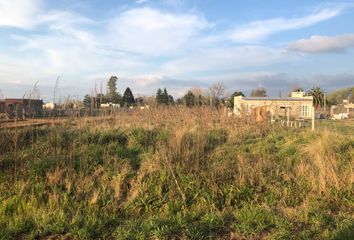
[0,101,5,113]
[4,99,43,118]
[234,96,314,120]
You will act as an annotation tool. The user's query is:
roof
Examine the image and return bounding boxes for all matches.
[242,97,312,101]
[5,98,43,101]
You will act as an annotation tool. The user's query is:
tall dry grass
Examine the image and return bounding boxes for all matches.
[0,107,353,239]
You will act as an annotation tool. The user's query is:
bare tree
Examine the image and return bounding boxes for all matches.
[251,87,267,97]
[208,81,225,106]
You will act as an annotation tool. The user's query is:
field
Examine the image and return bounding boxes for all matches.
[0,107,353,239]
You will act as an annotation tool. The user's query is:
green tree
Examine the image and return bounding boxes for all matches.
[162,88,169,104]
[251,87,267,97]
[122,87,135,107]
[327,87,354,105]
[308,86,325,109]
[156,88,172,105]
[97,93,107,104]
[107,76,121,104]
[156,88,163,104]
[183,91,196,107]
[108,76,117,94]
[228,91,245,108]
[83,94,91,108]
[168,94,174,105]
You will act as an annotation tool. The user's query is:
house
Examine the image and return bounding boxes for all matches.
[234,91,314,121]
[2,98,43,118]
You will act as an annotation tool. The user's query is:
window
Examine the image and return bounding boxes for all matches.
[300,105,310,117]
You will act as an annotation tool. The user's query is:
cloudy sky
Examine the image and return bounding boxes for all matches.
[0,0,354,101]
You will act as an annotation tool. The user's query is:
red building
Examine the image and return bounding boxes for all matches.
[1,99,43,118]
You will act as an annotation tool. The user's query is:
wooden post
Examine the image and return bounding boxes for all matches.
[311,107,315,131]
[286,108,290,126]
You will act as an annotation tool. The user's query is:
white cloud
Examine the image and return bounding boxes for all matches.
[0,0,42,29]
[161,46,294,76]
[0,2,352,98]
[229,7,343,42]
[288,34,354,53]
[106,7,209,55]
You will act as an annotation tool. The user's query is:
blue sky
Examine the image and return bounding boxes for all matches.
[0,0,354,101]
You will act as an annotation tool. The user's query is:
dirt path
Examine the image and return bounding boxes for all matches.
[0,118,68,129]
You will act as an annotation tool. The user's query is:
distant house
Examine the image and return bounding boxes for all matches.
[234,91,314,120]
[1,98,43,118]
[330,99,354,119]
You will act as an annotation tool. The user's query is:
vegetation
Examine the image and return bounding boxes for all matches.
[1,108,353,239]
[227,91,245,108]
[308,87,325,109]
[107,76,122,104]
[327,87,354,105]
[156,88,174,105]
[183,91,196,107]
[251,87,267,97]
[122,87,136,107]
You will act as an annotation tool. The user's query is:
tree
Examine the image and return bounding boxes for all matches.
[307,86,325,109]
[156,88,163,104]
[228,91,245,108]
[251,87,267,97]
[209,82,225,106]
[108,76,117,94]
[97,93,107,104]
[107,76,121,104]
[156,88,172,105]
[83,94,91,108]
[168,95,174,105]
[183,91,196,107]
[122,87,135,107]
[327,87,354,105]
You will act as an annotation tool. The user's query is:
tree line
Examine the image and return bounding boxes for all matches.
[83,76,351,110]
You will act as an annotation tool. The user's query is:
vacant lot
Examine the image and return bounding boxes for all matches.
[0,108,353,239]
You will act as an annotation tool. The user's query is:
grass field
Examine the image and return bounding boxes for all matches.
[0,108,353,239]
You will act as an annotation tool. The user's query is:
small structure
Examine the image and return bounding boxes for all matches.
[330,99,354,119]
[0,99,5,112]
[1,98,43,118]
[234,91,314,121]
[43,102,55,110]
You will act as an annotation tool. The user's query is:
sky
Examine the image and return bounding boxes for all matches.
[0,0,354,101]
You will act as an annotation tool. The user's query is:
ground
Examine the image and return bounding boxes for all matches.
[0,108,353,239]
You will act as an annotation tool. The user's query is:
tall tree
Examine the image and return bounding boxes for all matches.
[156,88,163,104]
[308,86,325,109]
[162,88,169,104]
[83,94,91,108]
[168,95,174,105]
[183,91,196,107]
[108,76,117,94]
[122,87,135,107]
[107,76,121,104]
[251,87,267,97]
[228,91,245,108]
[156,88,172,105]
[209,81,225,106]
